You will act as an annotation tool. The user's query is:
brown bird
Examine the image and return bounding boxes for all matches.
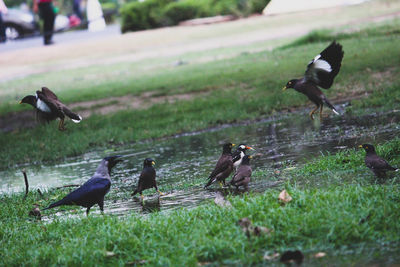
[230,155,252,189]
[132,158,162,200]
[283,41,344,120]
[20,87,82,131]
[359,144,398,178]
[204,143,235,188]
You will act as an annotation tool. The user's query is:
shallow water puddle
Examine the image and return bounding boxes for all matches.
[1,109,400,216]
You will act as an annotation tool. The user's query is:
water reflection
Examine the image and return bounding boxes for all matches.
[1,110,400,216]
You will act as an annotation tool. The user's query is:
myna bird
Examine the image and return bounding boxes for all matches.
[283,41,344,120]
[43,156,122,215]
[359,144,398,178]
[20,87,82,131]
[230,155,252,189]
[204,143,235,188]
[232,144,254,170]
[131,158,162,200]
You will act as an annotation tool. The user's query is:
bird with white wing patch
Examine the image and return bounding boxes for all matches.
[283,41,344,120]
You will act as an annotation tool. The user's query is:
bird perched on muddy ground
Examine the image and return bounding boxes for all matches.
[204,143,235,188]
[359,144,398,178]
[283,41,344,120]
[132,158,162,200]
[232,144,254,170]
[20,87,82,131]
[43,156,122,215]
[230,155,252,190]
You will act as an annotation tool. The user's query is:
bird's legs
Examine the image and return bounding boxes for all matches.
[309,106,319,120]
[155,186,164,196]
[86,207,91,216]
[98,200,104,215]
[58,118,66,131]
[319,105,324,120]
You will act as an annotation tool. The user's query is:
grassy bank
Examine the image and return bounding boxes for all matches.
[1,176,399,265]
[1,20,400,170]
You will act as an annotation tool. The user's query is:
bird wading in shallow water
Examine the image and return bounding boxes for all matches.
[132,158,162,200]
[230,155,252,190]
[204,143,235,188]
[283,41,344,120]
[43,156,122,216]
[232,144,254,170]
[20,87,82,131]
[359,144,398,178]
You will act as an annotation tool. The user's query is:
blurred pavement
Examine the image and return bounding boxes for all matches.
[0,23,121,53]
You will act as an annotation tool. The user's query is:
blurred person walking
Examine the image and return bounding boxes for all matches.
[33,0,56,45]
[0,0,7,43]
[73,0,83,20]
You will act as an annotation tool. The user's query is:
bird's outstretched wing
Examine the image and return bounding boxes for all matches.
[41,87,59,100]
[305,41,344,89]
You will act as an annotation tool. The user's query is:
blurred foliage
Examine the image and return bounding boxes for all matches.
[120,0,270,33]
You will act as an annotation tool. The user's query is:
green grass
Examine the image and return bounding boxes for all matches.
[1,21,400,170]
[1,136,399,266]
[1,183,399,266]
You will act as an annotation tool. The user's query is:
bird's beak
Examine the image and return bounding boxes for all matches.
[152,161,156,165]
[19,101,22,104]
[358,145,363,148]
[282,86,287,91]
[232,143,236,147]
[246,146,254,150]
[248,155,253,159]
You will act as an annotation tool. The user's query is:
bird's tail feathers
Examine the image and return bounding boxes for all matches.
[42,199,70,210]
[131,189,138,196]
[204,178,215,188]
[323,99,340,115]
[63,107,82,123]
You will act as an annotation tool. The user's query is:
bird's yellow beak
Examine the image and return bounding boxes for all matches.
[19,101,22,104]
[232,143,236,147]
[358,145,363,148]
[282,86,287,91]
[152,161,156,165]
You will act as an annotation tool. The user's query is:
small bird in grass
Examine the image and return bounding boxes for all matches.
[359,144,398,178]
[283,41,344,120]
[232,144,254,170]
[20,87,82,131]
[131,158,162,200]
[230,155,252,190]
[204,143,235,188]
[43,156,122,215]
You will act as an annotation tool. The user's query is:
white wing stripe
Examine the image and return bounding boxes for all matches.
[36,98,51,113]
[312,59,332,72]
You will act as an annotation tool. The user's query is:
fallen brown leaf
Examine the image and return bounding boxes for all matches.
[280,250,304,264]
[278,189,292,204]
[214,192,232,208]
[263,252,280,261]
[314,252,326,258]
[105,251,116,257]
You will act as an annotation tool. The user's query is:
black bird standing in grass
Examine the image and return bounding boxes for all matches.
[132,158,162,200]
[283,41,344,120]
[232,144,254,170]
[230,155,252,190]
[20,87,82,131]
[204,143,235,188]
[43,156,122,215]
[359,144,398,178]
